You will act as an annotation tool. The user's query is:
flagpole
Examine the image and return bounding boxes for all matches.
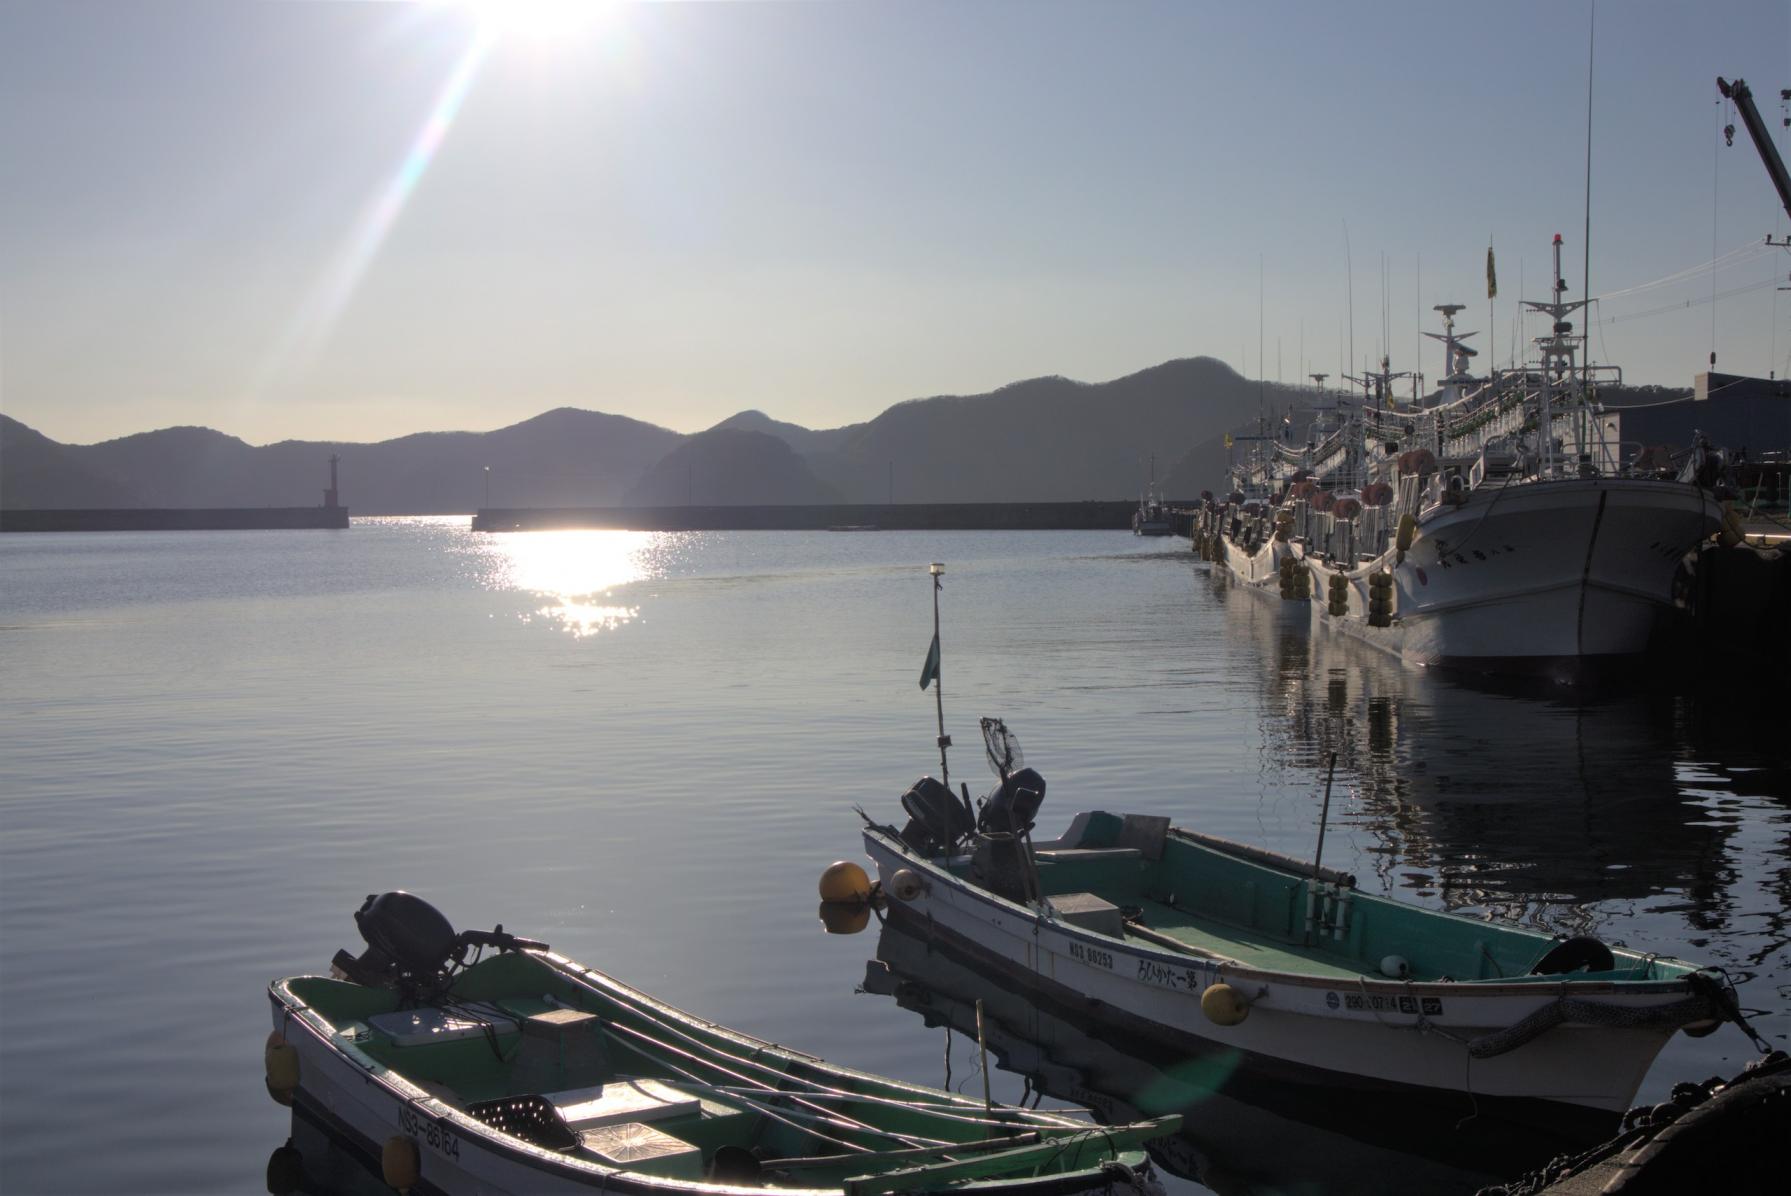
[929,562,950,788]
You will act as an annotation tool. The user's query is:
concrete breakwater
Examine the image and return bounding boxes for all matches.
[472,501,1138,532]
[1,507,350,532]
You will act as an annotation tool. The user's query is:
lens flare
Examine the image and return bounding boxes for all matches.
[252,21,494,395]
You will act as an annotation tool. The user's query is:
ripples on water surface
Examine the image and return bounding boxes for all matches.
[0,521,1784,1194]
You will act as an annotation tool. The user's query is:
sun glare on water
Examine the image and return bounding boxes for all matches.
[475,529,672,638]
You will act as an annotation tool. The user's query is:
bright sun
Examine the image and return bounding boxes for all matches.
[458,0,623,43]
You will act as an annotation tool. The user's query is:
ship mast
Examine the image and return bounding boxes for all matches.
[1521,234,1590,477]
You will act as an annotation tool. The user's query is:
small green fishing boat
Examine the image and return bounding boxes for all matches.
[853,719,1763,1130]
[266,893,1175,1196]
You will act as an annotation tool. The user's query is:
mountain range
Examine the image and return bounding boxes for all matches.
[1,357,1307,513]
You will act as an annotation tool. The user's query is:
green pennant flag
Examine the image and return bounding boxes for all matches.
[919,632,941,690]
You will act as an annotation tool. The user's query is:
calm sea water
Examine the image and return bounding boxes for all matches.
[0,521,1784,1194]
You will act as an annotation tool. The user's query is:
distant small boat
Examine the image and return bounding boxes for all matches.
[266,892,1175,1196]
[853,720,1759,1128]
[826,525,880,532]
[1133,458,1173,536]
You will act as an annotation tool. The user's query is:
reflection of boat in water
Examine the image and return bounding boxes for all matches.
[856,720,1749,1135]
[266,892,1174,1196]
[1220,586,1752,918]
[861,918,1535,1195]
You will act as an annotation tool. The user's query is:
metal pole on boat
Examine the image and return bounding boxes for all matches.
[930,563,950,789]
[1307,752,1339,943]
[974,999,994,1120]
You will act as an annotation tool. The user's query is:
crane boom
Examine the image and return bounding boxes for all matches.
[1717,76,1791,224]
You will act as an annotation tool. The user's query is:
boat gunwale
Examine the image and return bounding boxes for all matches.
[863,825,1703,1001]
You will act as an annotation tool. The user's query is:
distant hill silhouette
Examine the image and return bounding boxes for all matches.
[0,407,683,513]
[0,358,1319,512]
[708,410,860,457]
[807,358,1303,503]
[623,428,840,506]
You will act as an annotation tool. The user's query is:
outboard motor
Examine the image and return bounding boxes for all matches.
[332,891,547,999]
[978,767,1045,836]
[332,891,465,994]
[898,776,974,856]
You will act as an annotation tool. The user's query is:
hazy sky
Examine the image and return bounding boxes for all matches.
[3,0,1789,446]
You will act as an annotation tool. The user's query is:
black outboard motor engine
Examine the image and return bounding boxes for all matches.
[332,892,550,1001]
[332,891,466,995]
[977,767,1045,836]
[898,776,974,856]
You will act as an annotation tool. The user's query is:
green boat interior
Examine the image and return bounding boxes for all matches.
[947,811,1698,987]
[278,949,1164,1191]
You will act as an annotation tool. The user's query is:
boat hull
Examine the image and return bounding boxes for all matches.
[863,830,1694,1120]
[1289,479,1718,671]
[268,954,1163,1196]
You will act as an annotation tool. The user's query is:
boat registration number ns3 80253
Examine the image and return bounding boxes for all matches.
[1068,941,1114,969]
[399,1105,461,1161]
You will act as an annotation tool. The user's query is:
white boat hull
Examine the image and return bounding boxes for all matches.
[269,957,1163,1196]
[863,831,1703,1120]
[1235,479,1718,670]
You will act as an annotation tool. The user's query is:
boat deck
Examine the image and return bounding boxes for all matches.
[1127,897,1372,980]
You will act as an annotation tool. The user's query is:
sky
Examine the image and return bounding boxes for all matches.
[2,0,1789,447]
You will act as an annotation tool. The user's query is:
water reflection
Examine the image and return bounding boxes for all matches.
[862,919,1532,1196]
[1203,571,1781,929]
[462,529,676,637]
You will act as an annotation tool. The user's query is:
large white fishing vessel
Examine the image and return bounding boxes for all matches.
[1192,235,1726,676]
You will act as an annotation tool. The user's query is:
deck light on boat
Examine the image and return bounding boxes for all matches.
[1200,983,1249,1026]
[818,860,873,904]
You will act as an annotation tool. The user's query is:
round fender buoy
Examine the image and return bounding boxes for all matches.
[1529,935,1615,976]
[1200,983,1249,1026]
[1380,955,1410,979]
[818,860,872,904]
[381,1134,421,1193]
[889,868,924,902]
[265,1031,299,1106]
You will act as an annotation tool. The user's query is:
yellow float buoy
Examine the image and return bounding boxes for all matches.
[265,1031,299,1106]
[818,860,872,904]
[1200,982,1249,1026]
[1396,513,1417,557]
[381,1134,421,1193]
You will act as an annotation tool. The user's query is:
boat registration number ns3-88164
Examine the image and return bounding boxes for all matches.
[399,1105,461,1161]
